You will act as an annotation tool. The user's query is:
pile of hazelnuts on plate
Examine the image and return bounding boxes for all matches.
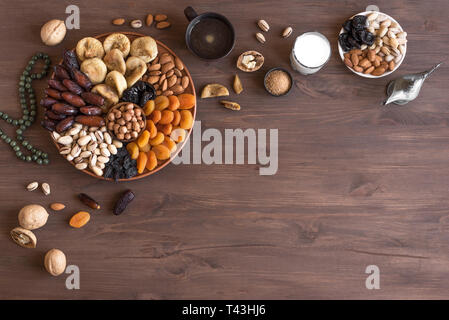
[107,103,145,141]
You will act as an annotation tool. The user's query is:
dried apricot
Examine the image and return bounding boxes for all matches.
[163,136,176,153]
[159,110,174,125]
[171,128,187,143]
[157,123,173,135]
[126,142,139,159]
[151,110,161,124]
[150,132,164,146]
[152,144,171,160]
[155,96,169,110]
[168,95,180,111]
[139,143,151,153]
[137,151,148,174]
[143,100,155,116]
[145,150,157,171]
[137,130,150,148]
[69,211,90,228]
[180,110,193,129]
[178,93,195,109]
[172,110,181,126]
[145,119,157,138]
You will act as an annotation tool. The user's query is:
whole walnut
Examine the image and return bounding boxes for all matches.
[44,249,67,276]
[18,204,49,230]
[40,19,66,46]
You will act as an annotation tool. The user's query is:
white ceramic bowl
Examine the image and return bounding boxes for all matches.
[338,10,407,78]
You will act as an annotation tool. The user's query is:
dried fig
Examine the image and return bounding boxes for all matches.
[81,58,107,84]
[105,71,127,97]
[76,37,105,61]
[125,56,148,88]
[103,48,126,74]
[91,84,119,111]
[103,33,131,58]
[201,83,229,98]
[130,36,158,63]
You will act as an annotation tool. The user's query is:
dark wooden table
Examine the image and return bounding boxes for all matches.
[1,0,448,299]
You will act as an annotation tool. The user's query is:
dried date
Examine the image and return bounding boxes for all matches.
[62,79,83,95]
[63,49,80,70]
[54,65,71,80]
[41,119,56,131]
[79,106,102,116]
[40,97,59,108]
[75,115,105,127]
[80,92,104,107]
[48,79,67,92]
[46,110,67,120]
[45,88,62,100]
[56,116,75,133]
[113,189,135,215]
[61,92,85,107]
[78,193,100,210]
[70,68,92,91]
[52,103,78,115]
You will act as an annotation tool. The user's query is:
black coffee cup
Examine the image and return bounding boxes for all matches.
[184,6,235,60]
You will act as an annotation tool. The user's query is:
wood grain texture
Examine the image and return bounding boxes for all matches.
[0,0,449,299]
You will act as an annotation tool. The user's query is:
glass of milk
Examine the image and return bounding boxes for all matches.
[290,32,331,75]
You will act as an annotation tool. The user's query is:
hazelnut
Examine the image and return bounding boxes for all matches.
[125,133,131,140]
[131,131,138,139]
[124,112,132,121]
[18,204,49,230]
[117,133,125,140]
[135,109,142,117]
[120,126,127,134]
[44,249,66,276]
[40,19,67,46]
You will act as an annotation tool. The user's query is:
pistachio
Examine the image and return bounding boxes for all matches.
[256,32,266,44]
[257,19,270,32]
[41,183,51,196]
[130,19,142,29]
[282,27,292,38]
[26,182,38,192]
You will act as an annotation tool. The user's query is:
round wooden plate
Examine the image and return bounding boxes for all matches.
[49,32,196,181]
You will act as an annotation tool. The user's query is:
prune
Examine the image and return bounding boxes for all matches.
[351,28,361,42]
[351,15,367,29]
[121,81,156,107]
[63,49,80,70]
[342,19,352,32]
[347,36,360,49]
[339,33,351,51]
[360,31,375,45]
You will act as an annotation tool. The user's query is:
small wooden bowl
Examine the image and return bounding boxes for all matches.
[105,102,146,143]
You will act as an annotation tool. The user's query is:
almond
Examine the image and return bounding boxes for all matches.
[161,62,175,74]
[162,90,173,96]
[147,75,160,84]
[171,84,184,94]
[174,57,184,71]
[159,54,173,65]
[148,64,161,71]
[156,21,171,29]
[181,76,189,89]
[167,75,177,87]
[50,203,66,211]
[155,14,168,22]
[145,14,154,26]
[112,18,125,26]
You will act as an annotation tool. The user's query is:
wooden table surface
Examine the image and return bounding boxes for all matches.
[0,0,448,300]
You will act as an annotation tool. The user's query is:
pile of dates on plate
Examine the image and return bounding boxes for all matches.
[339,15,375,52]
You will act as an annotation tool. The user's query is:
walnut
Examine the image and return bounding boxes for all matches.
[18,204,49,230]
[40,19,66,46]
[44,249,67,276]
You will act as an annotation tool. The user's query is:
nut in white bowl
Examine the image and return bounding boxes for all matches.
[338,10,407,78]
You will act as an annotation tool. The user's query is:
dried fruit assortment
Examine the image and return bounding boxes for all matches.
[339,12,407,76]
[41,32,196,180]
